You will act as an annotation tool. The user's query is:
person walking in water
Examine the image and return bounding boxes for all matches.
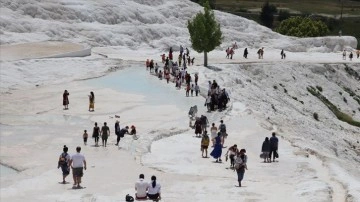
[269,132,279,162]
[63,90,69,110]
[92,122,100,146]
[69,146,87,189]
[234,149,247,187]
[201,131,210,158]
[261,137,271,163]
[58,145,70,184]
[100,122,110,147]
[210,132,223,162]
[88,91,95,112]
[225,144,239,169]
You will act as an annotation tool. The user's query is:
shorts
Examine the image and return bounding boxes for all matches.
[61,165,69,176]
[201,145,208,150]
[73,167,83,177]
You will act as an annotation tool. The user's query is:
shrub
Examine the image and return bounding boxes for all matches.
[313,112,319,121]
[316,86,323,92]
[273,85,278,90]
[277,16,329,37]
[307,86,360,127]
[344,97,348,103]
[284,88,288,93]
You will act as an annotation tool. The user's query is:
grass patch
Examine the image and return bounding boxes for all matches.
[307,86,360,127]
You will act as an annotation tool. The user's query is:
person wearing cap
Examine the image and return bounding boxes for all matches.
[115,126,129,146]
[234,149,247,187]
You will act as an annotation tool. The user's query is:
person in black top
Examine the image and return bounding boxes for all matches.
[92,122,100,146]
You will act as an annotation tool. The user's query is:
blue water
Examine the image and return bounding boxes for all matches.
[87,66,203,111]
[0,164,17,177]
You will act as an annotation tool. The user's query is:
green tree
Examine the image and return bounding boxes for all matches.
[277,16,329,37]
[187,0,222,67]
[260,1,277,28]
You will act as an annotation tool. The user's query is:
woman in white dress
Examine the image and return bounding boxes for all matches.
[210,123,217,147]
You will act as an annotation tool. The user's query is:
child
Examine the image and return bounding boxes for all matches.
[201,131,210,158]
[191,57,195,65]
[83,130,88,145]
[191,84,194,96]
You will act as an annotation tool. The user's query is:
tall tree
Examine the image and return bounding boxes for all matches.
[187,0,222,67]
[260,1,277,28]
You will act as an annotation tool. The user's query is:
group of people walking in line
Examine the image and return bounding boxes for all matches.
[62,90,95,112]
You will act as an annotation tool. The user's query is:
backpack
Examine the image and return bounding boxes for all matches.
[125,194,134,202]
[201,136,210,146]
[219,124,226,132]
[59,153,68,165]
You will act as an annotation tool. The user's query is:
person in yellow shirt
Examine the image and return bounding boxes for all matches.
[201,131,210,158]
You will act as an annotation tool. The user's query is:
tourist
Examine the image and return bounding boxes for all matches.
[88,91,95,112]
[83,130,88,146]
[69,146,87,189]
[194,118,202,138]
[135,174,148,200]
[210,123,217,147]
[201,131,210,158]
[210,132,223,162]
[63,90,69,110]
[147,176,161,200]
[92,122,100,146]
[243,48,248,59]
[195,84,200,96]
[101,122,110,147]
[269,132,279,162]
[343,50,346,60]
[261,137,271,163]
[191,84,195,96]
[225,144,239,169]
[57,145,70,184]
[234,149,247,187]
[219,120,227,146]
[116,126,129,146]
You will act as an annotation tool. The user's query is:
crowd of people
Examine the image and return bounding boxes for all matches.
[58,44,283,199]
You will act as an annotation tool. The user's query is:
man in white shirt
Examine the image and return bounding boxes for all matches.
[135,174,148,200]
[69,146,87,189]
